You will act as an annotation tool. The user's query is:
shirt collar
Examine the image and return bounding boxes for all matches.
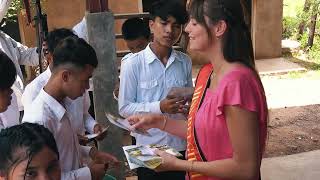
[39,89,66,121]
[144,44,180,64]
[44,67,52,78]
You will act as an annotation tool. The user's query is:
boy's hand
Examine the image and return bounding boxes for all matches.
[93,124,108,141]
[160,95,185,114]
[77,134,89,145]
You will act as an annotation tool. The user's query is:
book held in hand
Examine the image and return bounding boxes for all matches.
[123,144,182,170]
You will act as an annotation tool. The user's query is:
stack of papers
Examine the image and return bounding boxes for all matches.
[123,144,182,169]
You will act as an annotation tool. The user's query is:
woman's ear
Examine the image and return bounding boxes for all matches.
[214,20,227,37]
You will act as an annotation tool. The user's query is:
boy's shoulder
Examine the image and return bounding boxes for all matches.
[122,50,145,66]
[121,52,134,63]
[173,50,192,63]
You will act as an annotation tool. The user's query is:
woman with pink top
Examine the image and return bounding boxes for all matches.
[128,0,268,180]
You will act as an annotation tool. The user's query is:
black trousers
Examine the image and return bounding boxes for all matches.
[137,150,186,180]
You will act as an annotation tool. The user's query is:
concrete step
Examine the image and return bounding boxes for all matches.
[261,150,320,180]
[256,58,306,75]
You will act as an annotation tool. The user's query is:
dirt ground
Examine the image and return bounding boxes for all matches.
[265,104,320,157]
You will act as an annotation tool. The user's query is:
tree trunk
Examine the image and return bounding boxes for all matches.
[297,0,311,39]
[307,12,318,47]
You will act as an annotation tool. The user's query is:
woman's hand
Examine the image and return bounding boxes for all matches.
[128,114,164,131]
[153,149,181,172]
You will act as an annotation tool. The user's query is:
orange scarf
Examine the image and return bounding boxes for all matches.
[186,64,213,180]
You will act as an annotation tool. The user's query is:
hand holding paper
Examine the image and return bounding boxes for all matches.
[105,113,151,136]
[84,126,109,140]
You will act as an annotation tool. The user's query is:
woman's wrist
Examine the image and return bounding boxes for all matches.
[175,159,194,172]
[154,114,165,129]
[161,114,168,131]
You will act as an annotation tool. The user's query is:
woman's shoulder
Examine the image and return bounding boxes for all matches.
[222,64,257,83]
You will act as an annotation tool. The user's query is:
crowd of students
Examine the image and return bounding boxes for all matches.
[0,0,268,180]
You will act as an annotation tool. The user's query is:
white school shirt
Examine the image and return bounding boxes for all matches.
[73,17,88,42]
[22,89,92,180]
[0,93,19,131]
[22,68,96,134]
[118,44,193,151]
[0,30,38,128]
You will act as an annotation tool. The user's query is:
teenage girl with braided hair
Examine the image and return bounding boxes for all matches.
[128,0,268,180]
[0,122,61,180]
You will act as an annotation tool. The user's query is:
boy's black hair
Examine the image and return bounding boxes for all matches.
[52,36,98,70]
[0,123,59,178]
[150,0,188,25]
[46,28,77,53]
[122,17,150,40]
[0,51,16,90]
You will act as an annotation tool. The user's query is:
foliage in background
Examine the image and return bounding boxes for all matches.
[283,0,320,62]
[308,36,320,62]
[4,0,22,23]
[283,16,299,39]
[3,0,47,24]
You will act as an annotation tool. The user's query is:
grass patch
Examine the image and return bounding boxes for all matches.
[277,56,320,79]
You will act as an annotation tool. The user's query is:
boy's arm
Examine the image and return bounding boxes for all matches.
[6,33,39,66]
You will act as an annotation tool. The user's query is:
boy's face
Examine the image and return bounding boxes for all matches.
[125,37,149,53]
[62,65,94,100]
[149,16,182,48]
[0,88,13,113]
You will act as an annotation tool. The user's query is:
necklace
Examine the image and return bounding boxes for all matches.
[210,71,216,79]
[211,63,226,80]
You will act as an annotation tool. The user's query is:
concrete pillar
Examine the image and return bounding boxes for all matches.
[86,12,124,179]
[252,0,283,59]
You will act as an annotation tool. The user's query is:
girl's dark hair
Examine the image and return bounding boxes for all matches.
[150,0,189,25]
[0,123,59,177]
[189,0,254,69]
[0,51,16,90]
